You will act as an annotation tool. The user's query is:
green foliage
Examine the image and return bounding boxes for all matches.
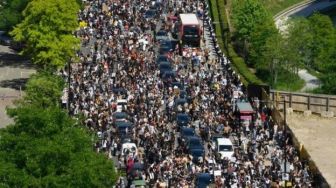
[285,13,336,93]
[308,13,336,71]
[21,72,64,108]
[231,0,278,66]
[0,73,118,187]
[0,0,30,32]
[209,0,263,85]
[231,0,270,43]
[10,0,80,69]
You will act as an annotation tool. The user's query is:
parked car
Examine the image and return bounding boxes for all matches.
[121,142,137,157]
[176,113,190,128]
[115,121,133,137]
[180,126,196,142]
[186,136,204,151]
[155,30,169,42]
[189,148,204,164]
[113,112,129,122]
[212,137,234,160]
[159,61,173,76]
[195,173,213,188]
[116,99,128,112]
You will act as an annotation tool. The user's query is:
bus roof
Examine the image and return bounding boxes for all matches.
[179,14,199,25]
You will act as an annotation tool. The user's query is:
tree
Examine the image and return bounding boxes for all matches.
[286,17,312,72]
[10,0,80,69]
[21,72,64,108]
[0,0,30,32]
[1,106,118,187]
[0,73,119,187]
[258,31,285,87]
[308,13,336,71]
[231,0,272,62]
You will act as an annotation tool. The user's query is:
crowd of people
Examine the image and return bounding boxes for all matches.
[66,0,315,187]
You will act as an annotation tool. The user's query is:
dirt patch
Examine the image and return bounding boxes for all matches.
[287,113,336,187]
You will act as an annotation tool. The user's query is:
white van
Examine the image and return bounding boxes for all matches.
[121,143,138,157]
[215,138,234,160]
[116,99,128,112]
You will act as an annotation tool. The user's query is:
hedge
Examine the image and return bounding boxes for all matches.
[208,0,263,85]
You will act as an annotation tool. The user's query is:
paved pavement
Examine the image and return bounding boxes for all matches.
[287,113,336,187]
[0,44,35,128]
[298,69,320,92]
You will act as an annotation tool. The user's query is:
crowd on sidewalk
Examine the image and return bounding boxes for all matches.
[65,0,315,187]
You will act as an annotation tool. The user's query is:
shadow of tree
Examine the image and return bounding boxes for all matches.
[0,78,29,90]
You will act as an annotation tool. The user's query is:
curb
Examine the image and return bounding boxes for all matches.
[273,0,316,20]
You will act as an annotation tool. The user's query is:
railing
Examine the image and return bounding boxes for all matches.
[269,90,336,115]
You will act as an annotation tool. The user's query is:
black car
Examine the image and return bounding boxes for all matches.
[176,113,190,128]
[161,71,176,82]
[144,9,157,20]
[174,98,188,108]
[155,30,169,42]
[195,173,213,188]
[180,126,196,142]
[115,121,133,137]
[190,149,205,164]
[159,61,173,76]
[158,40,173,54]
[156,54,169,63]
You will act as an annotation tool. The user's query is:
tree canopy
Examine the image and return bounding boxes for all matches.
[0,0,30,32]
[0,73,119,187]
[10,0,80,69]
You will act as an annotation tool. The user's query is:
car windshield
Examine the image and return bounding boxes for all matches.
[177,115,188,121]
[219,145,233,152]
[145,10,155,17]
[183,130,194,136]
[157,31,167,36]
[159,63,171,70]
[184,26,198,36]
[191,150,203,156]
[157,56,168,62]
[189,139,201,147]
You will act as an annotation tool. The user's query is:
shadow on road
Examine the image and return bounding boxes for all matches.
[0,52,33,69]
[0,78,29,90]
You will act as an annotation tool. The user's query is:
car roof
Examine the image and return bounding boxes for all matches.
[217,138,233,145]
[181,127,194,131]
[190,148,204,154]
[113,112,128,117]
[177,113,189,117]
[159,61,171,66]
[115,121,133,127]
[188,136,201,141]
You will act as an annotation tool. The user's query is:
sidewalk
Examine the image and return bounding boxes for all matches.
[0,44,35,128]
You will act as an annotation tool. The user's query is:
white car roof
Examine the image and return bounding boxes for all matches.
[217,138,233,145]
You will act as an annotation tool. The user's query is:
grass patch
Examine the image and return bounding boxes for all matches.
[261,0,305,16]
[256,68,305,91]
[275,73,305,91]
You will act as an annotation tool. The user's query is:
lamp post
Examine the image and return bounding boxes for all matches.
[67,60,71,115]
[283,97,287,188]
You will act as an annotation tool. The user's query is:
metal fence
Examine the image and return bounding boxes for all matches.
[269,90,336,115]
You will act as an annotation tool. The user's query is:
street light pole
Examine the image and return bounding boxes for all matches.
[283,98,287,188]
[67,60,71,115]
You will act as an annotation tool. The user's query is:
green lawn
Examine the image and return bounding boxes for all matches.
[275,74,305,91]
[261,0,305,16]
